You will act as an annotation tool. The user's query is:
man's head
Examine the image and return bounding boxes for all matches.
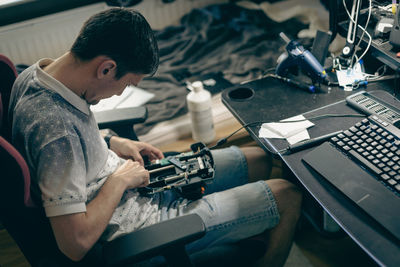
[70,8,159,79]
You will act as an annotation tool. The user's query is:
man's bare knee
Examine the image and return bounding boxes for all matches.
[240,146,273,181]
[266,179,302,217]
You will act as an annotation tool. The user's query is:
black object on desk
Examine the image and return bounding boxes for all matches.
[221,77,400,266]
[303,90,400,242]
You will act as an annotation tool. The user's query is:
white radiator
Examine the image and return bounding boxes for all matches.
[0,0,227,65]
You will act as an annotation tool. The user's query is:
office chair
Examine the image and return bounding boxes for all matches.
[0,54,267,266]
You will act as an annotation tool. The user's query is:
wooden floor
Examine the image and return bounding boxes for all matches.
[0,121,378,267]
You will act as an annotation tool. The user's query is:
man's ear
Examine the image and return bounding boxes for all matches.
[97,59,117,79]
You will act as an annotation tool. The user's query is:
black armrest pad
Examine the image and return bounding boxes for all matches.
[103,214,205,266]
[93,106,147,129]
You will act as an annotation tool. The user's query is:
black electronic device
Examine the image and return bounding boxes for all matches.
[139,142,215,200]
[311,30,332,66]
[346,90,400,126]
[302,91,400,241]
[333,0,400,70]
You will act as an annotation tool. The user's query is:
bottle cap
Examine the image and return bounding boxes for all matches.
[192,81,204,93]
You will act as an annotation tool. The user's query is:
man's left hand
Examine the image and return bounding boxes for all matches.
[108,136,164,166]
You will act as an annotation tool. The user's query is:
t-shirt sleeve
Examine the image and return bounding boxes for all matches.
[36,135,87,217]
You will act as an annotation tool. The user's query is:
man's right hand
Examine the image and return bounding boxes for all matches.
[50,159,150,261]
[109,159,150,189]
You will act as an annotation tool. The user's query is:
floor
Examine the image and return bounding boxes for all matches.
[0,126,379,267]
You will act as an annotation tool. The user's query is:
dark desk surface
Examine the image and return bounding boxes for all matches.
[221,77,400,266]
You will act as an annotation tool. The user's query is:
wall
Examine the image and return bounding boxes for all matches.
[0,0,227,65]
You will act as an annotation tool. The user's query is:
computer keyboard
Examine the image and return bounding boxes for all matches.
[303,91,400,241]
[329,115,400,197]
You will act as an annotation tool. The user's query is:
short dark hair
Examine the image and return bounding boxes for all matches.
[71,8,159,78]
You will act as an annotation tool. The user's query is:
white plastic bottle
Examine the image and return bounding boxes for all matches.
[187,81,215,143]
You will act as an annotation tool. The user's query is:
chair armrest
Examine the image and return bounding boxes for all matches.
[102,213,205,266]
[93,106,147,130]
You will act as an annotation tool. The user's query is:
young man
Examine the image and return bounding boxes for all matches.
[9,8,302,266]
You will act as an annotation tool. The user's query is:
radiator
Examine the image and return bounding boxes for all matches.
[0,0,227,65]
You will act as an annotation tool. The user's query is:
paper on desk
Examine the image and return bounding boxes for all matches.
[90,85,154,112]
[258,115,314,145]
[336,63,366,90]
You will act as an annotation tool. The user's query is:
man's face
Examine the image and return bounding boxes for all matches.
[86,72,145,105]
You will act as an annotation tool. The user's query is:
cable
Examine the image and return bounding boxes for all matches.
[208,113,367,154]
[351,0,373,67]
[342,0,373,68]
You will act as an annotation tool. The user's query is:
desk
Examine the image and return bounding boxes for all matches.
[221,77,400,266]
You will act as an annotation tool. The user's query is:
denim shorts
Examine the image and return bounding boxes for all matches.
[158,146,280,253]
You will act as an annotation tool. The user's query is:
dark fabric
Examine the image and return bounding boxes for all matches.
[0,54,18,139]
[135,3,307,135]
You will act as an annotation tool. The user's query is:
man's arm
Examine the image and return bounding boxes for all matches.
[49,159,149,261]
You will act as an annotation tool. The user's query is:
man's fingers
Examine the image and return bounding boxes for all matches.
[132,151,144,166]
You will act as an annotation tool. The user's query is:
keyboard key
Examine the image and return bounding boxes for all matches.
[381,157,389,163]
[349,126,358,133]
[344,130,353,137]
[381,174,390,180]
[395,184,400,192]
[388,179,397,186]
[349,150,382,176]
[385,143,393,149]
[352,144,360,149]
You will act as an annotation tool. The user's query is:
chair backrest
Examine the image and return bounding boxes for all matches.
[0,54,17,139]
[0,54,75,267]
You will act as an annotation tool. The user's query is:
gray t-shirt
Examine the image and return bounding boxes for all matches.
[9,59,161,241]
